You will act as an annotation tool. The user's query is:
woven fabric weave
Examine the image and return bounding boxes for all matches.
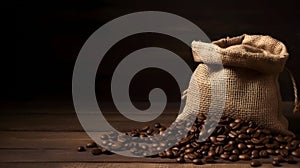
[178,34,294,136]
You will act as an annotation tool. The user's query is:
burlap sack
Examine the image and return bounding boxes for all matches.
[179,34,296,136]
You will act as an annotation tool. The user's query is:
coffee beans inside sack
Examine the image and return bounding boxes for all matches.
[78,34,300,166]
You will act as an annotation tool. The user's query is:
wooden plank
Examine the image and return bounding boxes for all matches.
[1,162,300,168]
[0,131,91,149]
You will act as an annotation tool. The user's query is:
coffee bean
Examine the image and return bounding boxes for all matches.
[266,149,275,155]
[272,160,280,166]
[224,144,234,151]
[232,149,239,155]
[141,125,150,132]
[250,160,261,167]
[217,135,226,142]
[246,128,255,134]
[237,143,246,150]
[279,149,289,157]
[86,142,97,148]
[275,135,284,143]
[165,149,174,158]
[273,156,285,163]
[285,156,297,164]
[210,136,217,143]
[192,158,203,165]
[205,156,215,163]
[259,150,268,158]
[215,146,224,154]
[208,150,215,157]
[154,123,161,128]
[229,155,238,161]
[239,154,250,160]
[185,148,194,153]
[91,148,102,155]
[229,131,237,138]
[238,134,250,139]
[292,149,300,158]
[220,154,230,160]
[247,144,255,149]
[251,138,261,144]
[176,157,185,163]
[77,146,85,152]
[291,140,300,146]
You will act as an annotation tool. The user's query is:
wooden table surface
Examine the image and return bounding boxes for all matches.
[1,102,300,168]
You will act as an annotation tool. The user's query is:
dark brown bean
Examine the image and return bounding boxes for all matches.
[273,156,285,163]
[216,135,226,142]
[239,154,250,160]
[176,157,185,163]
[220,154,230,160]
[192,158,203,165]
[91,148,102,155]
[292,149,300,158]
[77,146,86,152]
[86,142,97,148]
[205,156,215,163]
[228,155,238,161]
[237,143,246,150]
[285,156,297,164]
[250,160,261,167]
[259,150,268,158]
[272,160,280,166]
[154,123,161,128]
[280,149,289,157]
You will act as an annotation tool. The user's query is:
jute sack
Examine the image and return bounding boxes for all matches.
[178,34,299,136]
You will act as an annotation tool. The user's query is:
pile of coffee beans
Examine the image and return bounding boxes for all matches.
[77,114,300,167]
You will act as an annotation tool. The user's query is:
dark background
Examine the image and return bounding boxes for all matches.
[8,0,300,110]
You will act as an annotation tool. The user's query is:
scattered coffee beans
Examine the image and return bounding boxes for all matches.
[78,115,300,166]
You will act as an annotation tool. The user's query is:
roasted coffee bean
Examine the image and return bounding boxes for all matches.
[272,160,280,166]
[237,143,246,150]
[185,148,194,153]
[238,134,250,139]
[220,154,230,160]
[273,156,285,163]
[229,131,237,138]
[238,154,250,160]
[86,142,97,148]
[159,126,166,132]
[246,128,255,134]
[176,157,185,163]
[284,136,293,143]
[165,149,173,158]
[250,160,261,167]
[279,149,289,157]
[154,123,161,128]
[224,144,234,151]
[207,150,215,157]
[266,149,275,155]
[141,125,150,132]
[232,149,239,155]
[77,146,86,152]
[192,158,203,165]
[216,135,226,142]
[228,155,238,161]
[275,135,284,143]
[251,138,261,144]
[285,156,297,164]
[228,140,235,145]
[247,144,255,149]
[259,150,268,158]
[254,145,264,149]
[205,156,215,163]
[291,149,300,158]
[291,140,300,146]
[215,146,224,154]
[210,136,217,143]
[91,148,102,155]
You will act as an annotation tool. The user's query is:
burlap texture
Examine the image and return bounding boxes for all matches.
[179,34,294,136]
